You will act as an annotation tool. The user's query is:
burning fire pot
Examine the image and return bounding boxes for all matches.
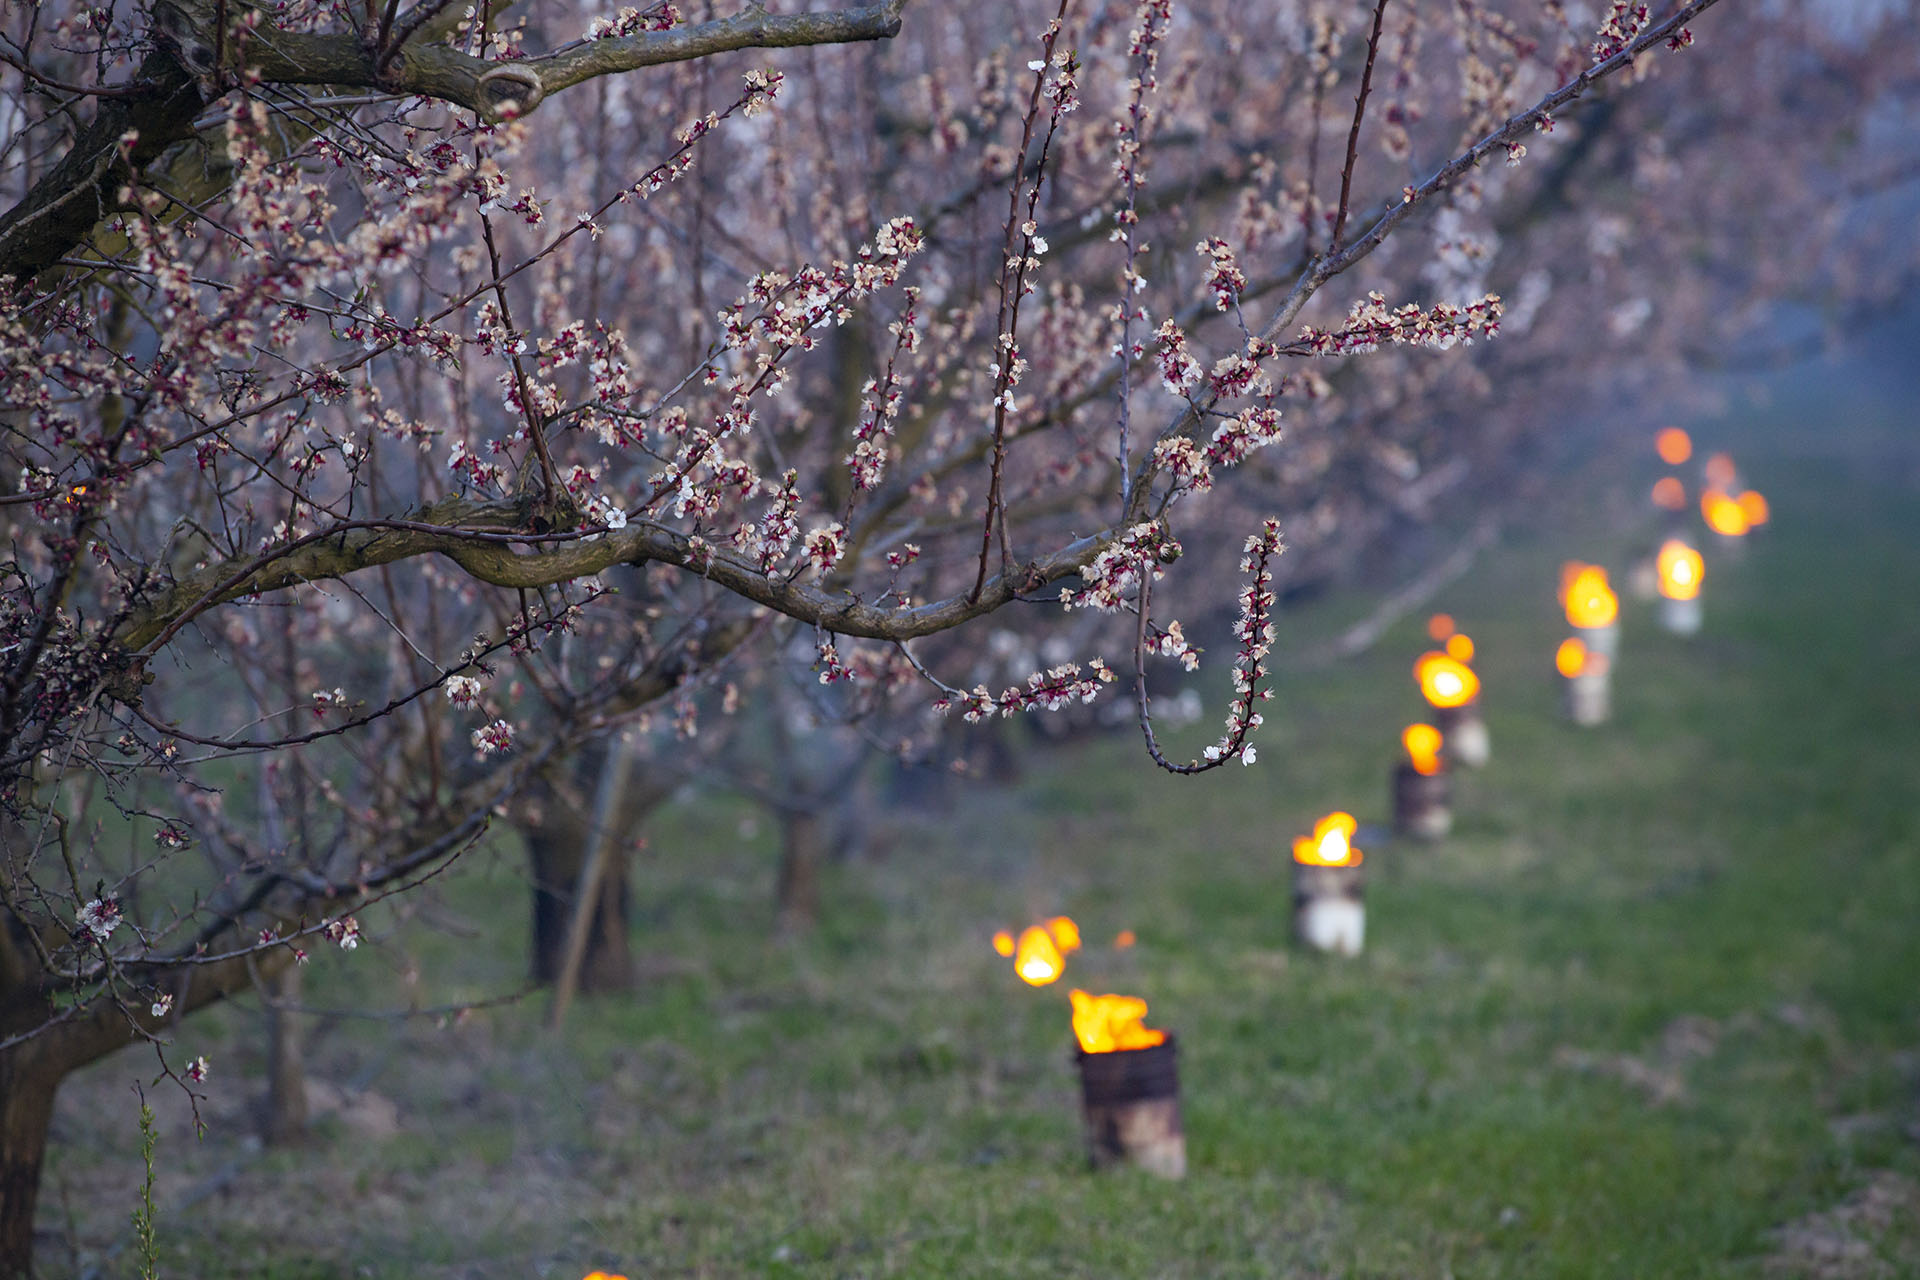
[1292,812,1365,955]
[1656,539,1705,636]
[1393,723,1452,840]
[1557,637,1611,727]
[1561,563,1620,660]
[1414,649,1488,768]
[1070,989,1185,1179]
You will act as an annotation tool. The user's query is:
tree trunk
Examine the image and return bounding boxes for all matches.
[528,827,633,992]
[775,808,826,933]
[261,964,308,1146]
[0,1047,59,1280]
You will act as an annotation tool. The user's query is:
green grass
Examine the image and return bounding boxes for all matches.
[41,355,1920,1277]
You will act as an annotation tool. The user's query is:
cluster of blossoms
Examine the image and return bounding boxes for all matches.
[185,1055,210,1084]
[1150,619,1201,672]
[1592,0,1653,61]
[803,524,847,576]
[1155,319,1205,394]
[1196,238,1247,311]
[76,897,121,941]
[1196,520,1285,767]
[1060,523,1180,612]
[844,289,920,493]
[310,687,351,718]
[470,720,516,755]
[1298,292,1504,355]
[444,675,485,708]
[584,2,680,40]
[322,916,361,950]
[933,659,1116,722]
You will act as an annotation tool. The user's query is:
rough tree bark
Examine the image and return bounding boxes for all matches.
[261,965,308,1147]
[774,808,827,933]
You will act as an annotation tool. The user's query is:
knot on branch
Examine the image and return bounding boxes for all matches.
[474,64,545,121]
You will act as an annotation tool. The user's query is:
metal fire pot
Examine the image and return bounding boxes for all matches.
[1434,701,1490,768]
[1392,762,1453,840]
[1076,1036,1186,1179]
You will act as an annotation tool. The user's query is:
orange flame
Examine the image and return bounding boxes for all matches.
[1704,452,1737,490]
[1014,925,1065,986]
[1736,490,1770,526]
[1657,540,1704,601]
[1427,613,1456,641]
[1444,632,1475,663]
[1562,564,1619,629]
[1293,811,1363,867]
[1651,476,1686,510]
[583,1272,631,1280]
[1656,427,1692,466]
[1701,490,1750,537]
[1045,915,1082,953]
[992,930,1015,957]
[1069,988,1167,1054]
[1414,652,1481,709]
[1114,929,1137,949]
[1403,724,1443,776]
[1555,637,1588,679]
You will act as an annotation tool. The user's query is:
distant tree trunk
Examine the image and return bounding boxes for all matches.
[521,740,666,993]
[0,1047,57,1280]
[261,965,307,1146]
[775,807,826,933]
[528,824,634,992]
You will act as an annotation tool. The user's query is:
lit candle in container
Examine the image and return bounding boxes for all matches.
[1414,648,1488,767]
[999,917,1079,987]
[1701,489,1750,554]
[1070,989,1184,1178]
[1392,723,1452,840]
[1292,812,1365,955]
[1556,637,1612,726]
[1561,563,1620,660]
[1656,427,1693,467]
[1656,539,1705,635]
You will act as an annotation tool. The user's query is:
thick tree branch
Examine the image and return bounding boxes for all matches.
[0,1,910,283]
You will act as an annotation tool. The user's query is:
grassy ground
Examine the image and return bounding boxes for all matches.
[41,341,1920,1277]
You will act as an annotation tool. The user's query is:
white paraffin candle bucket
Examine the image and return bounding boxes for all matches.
[1573,621,1619,660]
[1658,594,1702,636]
[1564,669,1612,726]
[1292,862,1365,956]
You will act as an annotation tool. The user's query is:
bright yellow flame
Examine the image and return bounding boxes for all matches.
[1427,613,1456,641]
[1444,633,1475,663]
[992,929,1015,957]
[1704,451,1737,490]
[1562,565,1619,629]
[1656,427,1692,466]
[582,1272,631,1280]
[1113,929,1137,949]
[1555,637,1588,679]
[1657,539,1704,601]
[1045,915,1082,953]
[1403,723,1443,776]
[1737,490,1770,526]
[1414,652,1481,709]
[1014,925,1064,986]
[1070,988,1167,1054]
[1652,476,1686,511]
[1701,490,1750,537]
[1292,811,1363,867]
